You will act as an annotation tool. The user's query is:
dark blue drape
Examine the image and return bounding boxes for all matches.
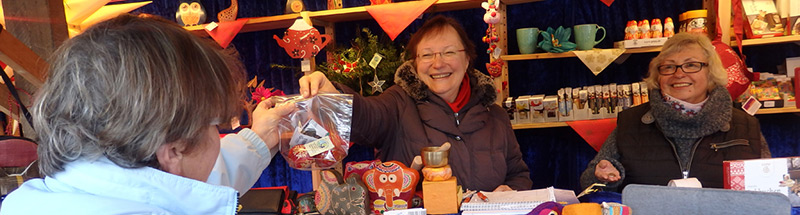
[128,0,800,194]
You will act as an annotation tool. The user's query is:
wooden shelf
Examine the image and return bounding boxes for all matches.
[501,46,662,61]
[756,106,800,115]
[185,0,543,35]
[730,35,800,46]
[511,106,800,130]
[512,121,568,129]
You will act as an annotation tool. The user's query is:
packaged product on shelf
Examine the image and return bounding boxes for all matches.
[504,97,516,124]
[558,88,574,121]
[590,85,604,119]
[777,77,795,107]
[651,18,663,38]
[609,83,618,114]
[543,95,559,122]
[638,20,651,39]
[530,94,545,123]
[664,17,676,37]
[679,9,708,35]
[640,82,650,104]
[625,20,638,40]
[621,84,633,110]
[753,79,785,108]
[516,95,531,123]
[632,82,642,106]
[601,85,612,118]
[742,0,785,38]
[574,88,589,120]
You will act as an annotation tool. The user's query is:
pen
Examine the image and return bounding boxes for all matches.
[476,191,489,202]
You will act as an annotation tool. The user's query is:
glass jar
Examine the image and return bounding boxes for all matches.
[679,10,708,35]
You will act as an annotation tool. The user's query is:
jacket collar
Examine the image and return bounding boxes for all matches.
[642,85,732,138]
[50,158,238,214]
[393,61,497,107]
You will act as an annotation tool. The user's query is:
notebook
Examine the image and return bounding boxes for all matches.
[460,187,578,213]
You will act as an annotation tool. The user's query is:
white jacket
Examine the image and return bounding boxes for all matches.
[0,128,276,215]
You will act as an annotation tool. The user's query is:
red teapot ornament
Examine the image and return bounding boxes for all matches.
[273,17,331,59]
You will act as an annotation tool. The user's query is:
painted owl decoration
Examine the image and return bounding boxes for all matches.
[175,0,206,26]
[362,161,419,214]
[315,169,369,215]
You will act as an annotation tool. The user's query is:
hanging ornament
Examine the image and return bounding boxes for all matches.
[482,0,501,55]
[368,73,386,93]
[486,59,504,78]
[286,0,305,14]
[274,16,332,73]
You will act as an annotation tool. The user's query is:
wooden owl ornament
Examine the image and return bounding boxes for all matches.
[175,0,206,26]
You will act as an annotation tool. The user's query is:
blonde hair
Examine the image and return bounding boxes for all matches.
[644,32,727,91]
[34,14,244,176]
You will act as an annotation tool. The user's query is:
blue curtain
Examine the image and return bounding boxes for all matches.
[127,0,800,194]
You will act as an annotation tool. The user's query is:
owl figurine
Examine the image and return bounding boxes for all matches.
[175,0,206,26]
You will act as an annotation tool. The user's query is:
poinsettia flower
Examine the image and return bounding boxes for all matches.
[252,87,285,102]
[538,27,577,53]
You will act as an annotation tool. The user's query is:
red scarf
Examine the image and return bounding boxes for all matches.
[448,75,471,113]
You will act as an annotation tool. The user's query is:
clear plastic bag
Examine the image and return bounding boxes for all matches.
[275,94,353,170]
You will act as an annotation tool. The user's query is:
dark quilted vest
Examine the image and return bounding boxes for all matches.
[617,103,762,189]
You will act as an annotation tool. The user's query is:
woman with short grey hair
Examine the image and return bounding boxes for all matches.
[1,14,294,215]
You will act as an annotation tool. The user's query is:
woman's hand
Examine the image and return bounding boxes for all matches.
[298,71,338,98]
[250,99,296,151]
[594,160,620,183]
[493,185,514,192]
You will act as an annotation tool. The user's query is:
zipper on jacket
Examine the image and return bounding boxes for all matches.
[659,123,703,180]
[710,139,750,152]
[454,112,460,125]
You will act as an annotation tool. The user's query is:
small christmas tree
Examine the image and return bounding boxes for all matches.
[318,28,404,96]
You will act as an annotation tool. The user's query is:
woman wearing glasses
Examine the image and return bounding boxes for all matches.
[299,15,532,192]
[580,32,770,191]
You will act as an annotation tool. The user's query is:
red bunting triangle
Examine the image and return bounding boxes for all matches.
[566,118,617,151]
[600,0,614,7]
[366,0,437,41]
[205,18,249,48]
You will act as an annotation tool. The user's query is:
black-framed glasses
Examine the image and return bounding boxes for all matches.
[657,62,708,75]
[416,49,465,63]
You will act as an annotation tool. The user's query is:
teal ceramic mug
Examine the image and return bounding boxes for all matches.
[516,27,540,54]
[574,24,606,50]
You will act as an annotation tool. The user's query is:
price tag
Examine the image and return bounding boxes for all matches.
[305,136,334,157]
[301,59,312,72]
[493,47,503,59]
[205,22,219,31]
[369,53,384,69]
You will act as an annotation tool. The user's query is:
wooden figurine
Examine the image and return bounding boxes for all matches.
[217,0,238,22]
[370,0,393,5]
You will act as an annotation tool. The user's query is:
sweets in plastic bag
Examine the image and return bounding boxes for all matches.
[275,94,353,170]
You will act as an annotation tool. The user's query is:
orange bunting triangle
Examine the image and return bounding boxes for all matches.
[365,0,437,41]
[600,0,614,7]
[566,118,617,151]
[205,18,249,48]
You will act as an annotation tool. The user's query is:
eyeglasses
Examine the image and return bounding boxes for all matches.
[657,62,708,75]
[416,50,465,63]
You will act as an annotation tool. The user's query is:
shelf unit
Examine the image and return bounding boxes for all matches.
[501,46,663,61]
[729,35,800,47]
[511,106,800,130]
[184,0,543,35]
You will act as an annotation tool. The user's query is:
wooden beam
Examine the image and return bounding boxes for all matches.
[1,0,68,58]
[0,25,48,87]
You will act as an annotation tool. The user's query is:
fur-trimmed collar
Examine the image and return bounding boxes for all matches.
[393,61,496,106]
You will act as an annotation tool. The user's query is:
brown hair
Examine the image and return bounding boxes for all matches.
[34,14,244,176]
[405,15,477,71]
